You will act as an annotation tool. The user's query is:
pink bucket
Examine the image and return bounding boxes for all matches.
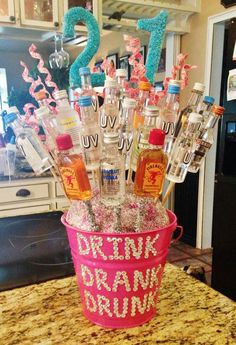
[61,210,183,328]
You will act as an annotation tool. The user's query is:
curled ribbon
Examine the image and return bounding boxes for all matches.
[23,103,39,134]
[29,44,59,93]
[20,61,47,98]
[124,35,146,83]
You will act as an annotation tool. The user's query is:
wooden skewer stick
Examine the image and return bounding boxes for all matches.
[162,181,175,206]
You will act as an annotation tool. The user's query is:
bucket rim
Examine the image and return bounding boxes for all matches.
[61,209,177,237]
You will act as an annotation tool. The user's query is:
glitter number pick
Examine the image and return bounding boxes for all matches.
[137,10,168,84]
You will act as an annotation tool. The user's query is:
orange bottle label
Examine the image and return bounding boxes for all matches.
[59,167,79,194]
[143,162,165,192]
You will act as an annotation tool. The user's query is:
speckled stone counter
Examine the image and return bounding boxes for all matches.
[1,264,236,345]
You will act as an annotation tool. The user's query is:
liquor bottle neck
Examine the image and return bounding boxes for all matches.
[204,113,220,129]
[104,87,119,104]
[149,143,163,150]
[144,115,158,128]
[187,90,203,107]
[81,75,92,90]
[166,93,179,105]
[80,105,95,123]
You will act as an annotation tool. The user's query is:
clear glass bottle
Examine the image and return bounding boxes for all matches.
[5,112,53,175]
[159,84,180,154]
[173,82,205,143]
[0,134,7,176]
[118,98,136,169]
[35,90,57,115]
[35,106,61,154]
[56,134,92,201]
[197,95,215,125]
[78,95,101,171]
[188,105,224,173]
[100,132,125,206]
[54,90,81,153]
[79,67,99,114]
[166,112,203,183]
[134,129,168,199]
[130,106,160,172]
[100,79,120,136]
[116,68,127,102]
[136,80,152,113]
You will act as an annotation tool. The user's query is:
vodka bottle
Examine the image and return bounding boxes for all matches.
[100,79,120,136]
[118,98,136,169]
[35,106,61,154]
[130,106,160,172]
[56,134,91,201]
[166,112,203,183]
[100,132,125,206]
[197,95,215,124]
[116,68,127,102]
[79,67,99,114]
[173,82,205,142]
[188,105,224,173]
[136,80,152,113]
[78,95,101,170]
[54,90,81,153]
[159,84,180,154]
[134,128,168,199]
[5,112,53,174]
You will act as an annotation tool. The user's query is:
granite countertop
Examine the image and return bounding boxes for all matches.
[1,264,236,345]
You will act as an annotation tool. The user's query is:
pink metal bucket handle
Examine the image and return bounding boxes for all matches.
[171,225,183,244]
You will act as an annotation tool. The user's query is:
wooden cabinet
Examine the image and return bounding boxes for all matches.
[0,177,70,218]
[0,0,15,23]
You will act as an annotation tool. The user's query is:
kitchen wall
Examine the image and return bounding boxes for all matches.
[181,0,236,102]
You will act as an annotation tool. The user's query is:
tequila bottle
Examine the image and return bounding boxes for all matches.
[188,105,224,173]
[166,112,203,183]
[100,133,125,206]
[78,95,101,170]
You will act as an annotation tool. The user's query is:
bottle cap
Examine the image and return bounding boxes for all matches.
[193,82,205,93]
[188,112,203,123]
[116,69,127,77]
[54,90,68,100]
[123,98,136,108]
[35,106,50,119]
[103,132,119,144]
[56,134,73,151]
[212,105,224,116]
[133,113,144,129]
[5,113,17,124]
[169,79,182,87]
[79,95,92,107]
[148,128,166,146]
[7,106,19,115]
[138,81,152,91]
[105,79,118,88]
[168,84,180,94]
[203,95,215,104]
[35,90,47,101]
[79,67,91,76]
[143,106,159,117]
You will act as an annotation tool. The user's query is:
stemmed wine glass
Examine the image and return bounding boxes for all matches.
[57,33,70,68]
[49,33,63,69]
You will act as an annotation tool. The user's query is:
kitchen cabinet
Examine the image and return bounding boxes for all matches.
[0,176,70,217]
[0,0,15,23]
[19,0,59,28]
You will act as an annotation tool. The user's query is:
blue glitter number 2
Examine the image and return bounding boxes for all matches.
[63,7,105,88]
[137,10,168,85]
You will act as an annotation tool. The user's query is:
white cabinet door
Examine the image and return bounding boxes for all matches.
[19,0,59,28]
[0,0,15,23]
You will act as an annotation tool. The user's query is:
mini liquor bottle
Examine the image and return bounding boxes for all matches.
[116,68,127,100]
[134,129,168,199]
[5,112,53,175]
[118,98,136,169]
[54,90,81,153]
[173,82,205,142]
[79,67,99,114]
[100,132,125,206]
[100,79,120,136]
[130,106,160,172]
[159,84,180,154]
[56,134,92,201]
[166,112,203,183]
[188,105,224,173]
[78,95,101,171]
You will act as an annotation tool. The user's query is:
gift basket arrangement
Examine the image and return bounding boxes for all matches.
[2,7,224,328]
